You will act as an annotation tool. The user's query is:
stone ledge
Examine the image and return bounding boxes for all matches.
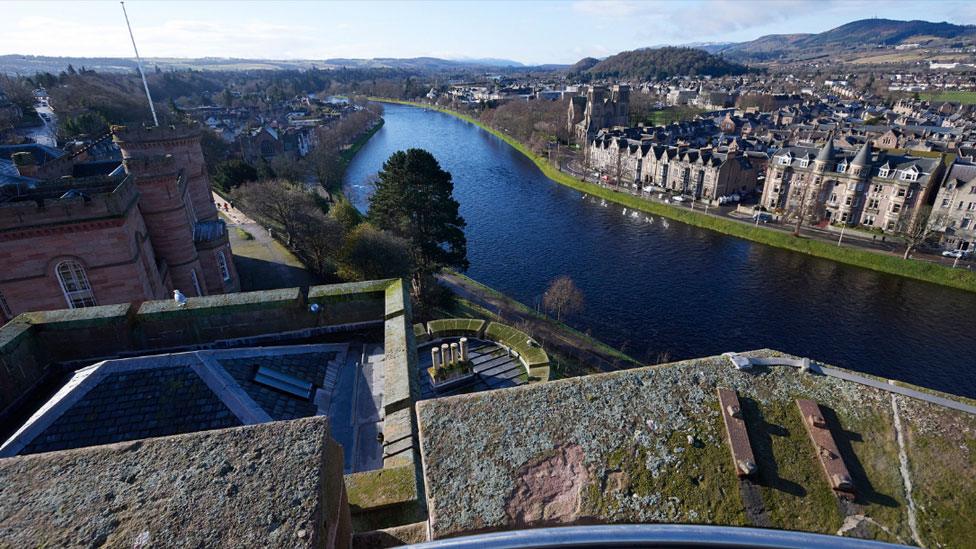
[0,416,350,548]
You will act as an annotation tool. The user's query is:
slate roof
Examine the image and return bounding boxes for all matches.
[21,365,240,455]
[218,351,335,420]
[0,345,343,457]
[193,219,227,242]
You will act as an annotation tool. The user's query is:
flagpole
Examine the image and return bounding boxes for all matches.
[121,1,159,127]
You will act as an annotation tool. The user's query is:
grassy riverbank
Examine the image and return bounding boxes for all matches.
[371,97,976,293]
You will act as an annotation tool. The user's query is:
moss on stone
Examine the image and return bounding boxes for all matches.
[346,465,418,512]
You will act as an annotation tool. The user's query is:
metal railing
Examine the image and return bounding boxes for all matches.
[406,524,910,548]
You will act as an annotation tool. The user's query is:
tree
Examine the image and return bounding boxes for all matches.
[897,206,944,260]
[337,223,414,281]
[542,276,585,321]
[291,209,345,277]
[368,149,467,300]
[212,159,258,192]
[231,180,316,246]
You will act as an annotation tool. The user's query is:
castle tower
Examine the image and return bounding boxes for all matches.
[113,123,219,224]
[113,123,239,296]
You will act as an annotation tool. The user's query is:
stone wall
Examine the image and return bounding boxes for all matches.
[0,416,351,548]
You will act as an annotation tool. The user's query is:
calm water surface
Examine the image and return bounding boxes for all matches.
[344,104,976,397]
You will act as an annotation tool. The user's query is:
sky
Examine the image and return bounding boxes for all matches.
[2,0,975,65]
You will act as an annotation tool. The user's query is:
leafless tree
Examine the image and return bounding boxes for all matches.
[542,276,585,321]
[898,206,944,260]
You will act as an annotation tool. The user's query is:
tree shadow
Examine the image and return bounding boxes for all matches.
[233,255,320,291]
[819,405,899,508]
[740,396,806,497]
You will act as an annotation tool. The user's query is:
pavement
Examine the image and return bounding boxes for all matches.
[214,192,320,291]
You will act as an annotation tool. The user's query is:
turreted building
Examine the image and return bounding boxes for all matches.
[760,140,945,231]
[0,123,238,322]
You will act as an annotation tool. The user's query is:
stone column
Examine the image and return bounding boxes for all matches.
[431,347,441,370]
[441,343,451,366]
[459,337,469,361]
[450,342,460,364]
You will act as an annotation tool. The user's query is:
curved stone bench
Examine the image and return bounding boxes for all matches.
[418,319,550,383]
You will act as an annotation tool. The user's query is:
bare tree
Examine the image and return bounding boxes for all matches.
[231,179,316,246]
[542,276,585,321]
[897,206,944,260]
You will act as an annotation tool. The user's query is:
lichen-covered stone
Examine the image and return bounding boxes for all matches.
[416,349,976,544]
[0,416,350,548]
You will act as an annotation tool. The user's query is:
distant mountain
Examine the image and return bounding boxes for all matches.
[0,55,527,75]
[585,47,749,80]
[708,19,976,63]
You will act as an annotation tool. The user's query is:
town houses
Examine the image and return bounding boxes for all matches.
[566,78,976,253]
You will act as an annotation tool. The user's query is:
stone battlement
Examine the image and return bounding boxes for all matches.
[0,175,137,231]
[122,153,179,177]
[111,121,201,145]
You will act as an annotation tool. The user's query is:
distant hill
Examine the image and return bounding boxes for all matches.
[569,57,600,73]
[708,18,976,63]
[0,55,527,75]
[585,47,749,79]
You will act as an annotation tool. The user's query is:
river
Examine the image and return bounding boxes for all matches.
[344,103,976,397]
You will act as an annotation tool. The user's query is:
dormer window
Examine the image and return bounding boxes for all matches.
[778,155,791,166]
[900,168,918,182]
[836,162,847,173]
[799,158,809,168]
[878,167,890,178]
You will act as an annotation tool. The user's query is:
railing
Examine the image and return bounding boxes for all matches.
[407,524,909,548]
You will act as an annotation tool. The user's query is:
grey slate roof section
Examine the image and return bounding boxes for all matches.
[20,365,241,455]
[0,345,349,457]
[218,351,336,420]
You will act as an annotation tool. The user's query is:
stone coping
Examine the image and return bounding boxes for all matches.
[0,416,348,548]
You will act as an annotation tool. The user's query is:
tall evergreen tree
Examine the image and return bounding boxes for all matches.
[368,149,467,299]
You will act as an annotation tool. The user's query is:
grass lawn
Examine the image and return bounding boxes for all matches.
[371,98,976,294]
[918,90,976,105]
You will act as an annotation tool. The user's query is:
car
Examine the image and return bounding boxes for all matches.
[672,195,687,202]
[942,250,967,258]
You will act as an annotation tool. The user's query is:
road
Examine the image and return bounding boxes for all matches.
[16,103,58,148]
[560,155,974,270]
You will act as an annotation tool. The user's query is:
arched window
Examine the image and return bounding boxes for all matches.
[190,269,203,297]
[56,260,96,309]
[215,250,231,282]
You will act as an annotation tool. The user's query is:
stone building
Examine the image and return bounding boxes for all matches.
[587,131,758,201]
[569,85,630,142]
[760,140,945,231]
[931,160,976,252]
[0,123,238,322]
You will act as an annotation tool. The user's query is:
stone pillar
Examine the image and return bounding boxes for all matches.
[459,337,469,361]
[431,347,441,370]
[441,344,451,366]
[450,342,460,364]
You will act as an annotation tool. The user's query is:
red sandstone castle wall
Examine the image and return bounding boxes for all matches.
[0,208,163,317]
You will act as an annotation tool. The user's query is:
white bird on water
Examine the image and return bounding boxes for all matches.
[173,289,187,307]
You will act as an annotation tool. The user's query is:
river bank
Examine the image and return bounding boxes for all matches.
[370,98,976,294]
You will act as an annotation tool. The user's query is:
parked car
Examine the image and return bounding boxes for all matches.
[942,250,969,258]
[672,195,687,203]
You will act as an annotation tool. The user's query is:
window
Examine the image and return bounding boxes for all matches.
[969,202,976,212]
[778,156,791,166]
[962,219,972,229]
[901,170,918,182]
[216,251,231,282]
[56,260,96,309]
[868,198,880,210]
[845,195,853,206]
[896,188,906,197]
[873,184,884,193]
[878,168,890,177]
[891,203,902,213]
[0,290,11,320]
[829,193,838,204]
[836,163,846,173]
[799,159,809,168]
[864,215,876,226]
[190,269,203,297]
[942,198,951,208]
[959,201,965,210]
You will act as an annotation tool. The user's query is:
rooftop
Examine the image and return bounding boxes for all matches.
[416,349,976,546]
